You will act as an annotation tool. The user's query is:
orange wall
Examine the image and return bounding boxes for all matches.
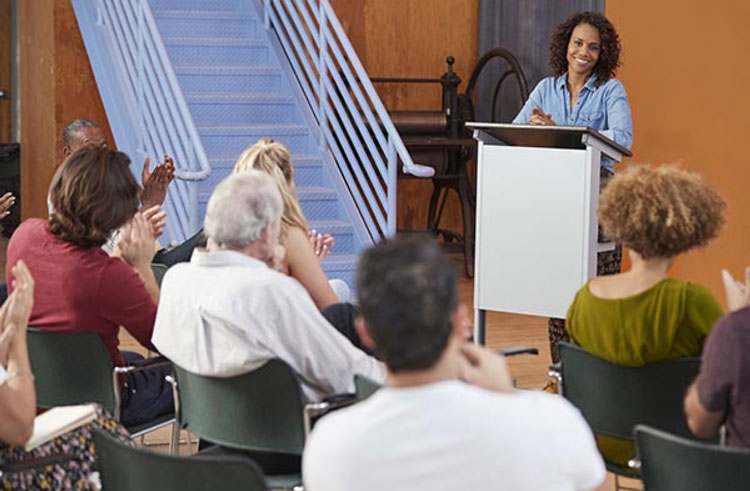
[606,1,750,307]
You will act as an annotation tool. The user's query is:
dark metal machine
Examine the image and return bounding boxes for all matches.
[373,49,529,277]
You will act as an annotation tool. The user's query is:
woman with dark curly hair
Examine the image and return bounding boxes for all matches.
[513,11,633,158]
[514,11,634,363]
[565,164,725,468]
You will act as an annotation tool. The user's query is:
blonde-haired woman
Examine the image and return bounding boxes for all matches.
[565,164,726,468]
[233,139,347,310]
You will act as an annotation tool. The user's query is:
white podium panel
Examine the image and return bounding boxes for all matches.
[475,145,587,319]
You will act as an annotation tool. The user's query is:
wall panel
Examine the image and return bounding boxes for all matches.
[330,0,478,232]
[607,0,750,306]
[19,0,113,219]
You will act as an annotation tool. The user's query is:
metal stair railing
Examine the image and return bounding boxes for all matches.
[85,0,212,241]
[262,0,433,240]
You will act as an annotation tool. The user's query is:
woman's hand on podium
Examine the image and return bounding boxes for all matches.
[530,107,556,126]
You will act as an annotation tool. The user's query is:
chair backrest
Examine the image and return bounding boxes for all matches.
[354,374,381,401]
[635,425,750,491]
[151,263,169,288]
[173,359,306,455]
[92,428,267,491]
[558,342,700,441]
[27,328,116,414]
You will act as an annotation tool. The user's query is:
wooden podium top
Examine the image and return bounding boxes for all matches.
[466,122,632,157]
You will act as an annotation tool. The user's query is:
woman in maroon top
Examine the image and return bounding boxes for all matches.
[6,145,173,427]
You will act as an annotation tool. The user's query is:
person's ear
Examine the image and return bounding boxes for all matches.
[354,316,377,350]
[451,303,471,340]
[62,146,72,159]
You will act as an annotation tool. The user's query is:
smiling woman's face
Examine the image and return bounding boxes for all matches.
[566,22,600,79]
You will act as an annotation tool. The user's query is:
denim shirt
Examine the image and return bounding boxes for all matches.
[513,74,633,170]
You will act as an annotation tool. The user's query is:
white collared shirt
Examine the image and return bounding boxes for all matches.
[152,249,385,401]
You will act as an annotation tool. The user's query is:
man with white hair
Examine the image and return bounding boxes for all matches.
[152,171,384,400]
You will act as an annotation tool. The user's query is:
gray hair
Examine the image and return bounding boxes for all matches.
[204,171,283,250]
[62,119,100,148]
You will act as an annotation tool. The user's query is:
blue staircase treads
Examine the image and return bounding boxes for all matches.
[146,0,366,289]
[197,124,313,157]
[175,66,285,94]
[153,10,261,39]
[163,38,270,66]
[186,94,298,125]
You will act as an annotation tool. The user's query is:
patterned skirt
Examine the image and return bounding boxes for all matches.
[0,406,132,490]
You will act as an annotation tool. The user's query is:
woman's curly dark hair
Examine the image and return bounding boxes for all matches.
[549,11,621,87]
[598,165,726,259]
[49,145,140,248]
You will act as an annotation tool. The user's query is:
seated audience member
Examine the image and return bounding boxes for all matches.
[303,237,606,491]
[61,118,205,265]
[151,171,384,401]
[565,164,726,466]
[0,262,132,490]
[685,267,750,446]
[233,139,348,309]
[6,146,173,427]
[0,261,36,446]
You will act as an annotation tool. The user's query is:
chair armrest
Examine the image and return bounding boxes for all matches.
[498,346,539,357]
[547,362,562,384]
[114,355,171,374]
[303,393,357,436]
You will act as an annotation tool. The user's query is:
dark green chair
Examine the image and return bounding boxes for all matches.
[92,428,267,491]
[556,342,704,490]
[354,374,381,400]
[169,360,351,490]
[27,328,175,443]
[634,425,750,491]
[151,263,169,288]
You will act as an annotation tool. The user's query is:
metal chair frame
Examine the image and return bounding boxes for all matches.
[27,328,176,448]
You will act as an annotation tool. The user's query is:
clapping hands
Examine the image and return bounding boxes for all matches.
[0,192,15,220]
[308,229,335,263]
[118,212,157,270]
[140,154,176,210]
[0,261,34,367]
[721,267,750,312]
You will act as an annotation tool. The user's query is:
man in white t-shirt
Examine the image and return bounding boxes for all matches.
[302,237,606,491]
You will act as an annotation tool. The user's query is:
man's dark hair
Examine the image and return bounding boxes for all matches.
[356,236,458,372]
[62,119,100,148]
[49,145,140,247]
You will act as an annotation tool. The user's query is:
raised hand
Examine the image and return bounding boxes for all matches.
[140,154,176,210]
[0,261,35,366]
[141,205,167,239]
[118,212,157,269]
[0,192,15,220]
[721,267,750,312]
[308,229,335,263]
[8,261,34,330]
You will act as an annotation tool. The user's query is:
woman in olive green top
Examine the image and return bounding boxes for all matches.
[565,164,726,468]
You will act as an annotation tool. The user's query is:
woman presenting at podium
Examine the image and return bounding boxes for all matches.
[513,11,633,363]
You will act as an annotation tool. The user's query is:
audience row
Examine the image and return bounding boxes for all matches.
[0,118,748,490]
